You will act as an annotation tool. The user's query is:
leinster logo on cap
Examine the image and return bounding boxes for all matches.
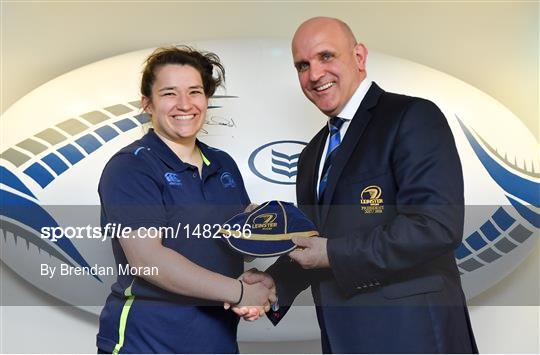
[252,213,278,230]
[360,185,384,214]
[220,200,318,257]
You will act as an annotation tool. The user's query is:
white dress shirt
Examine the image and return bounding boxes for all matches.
[316,78,373,198]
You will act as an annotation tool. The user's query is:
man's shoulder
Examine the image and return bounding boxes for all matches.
[374,88,442,121]
[374,81,436,104]
[379,89,429,108]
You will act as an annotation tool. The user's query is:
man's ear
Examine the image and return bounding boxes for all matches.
[354,43,368,71]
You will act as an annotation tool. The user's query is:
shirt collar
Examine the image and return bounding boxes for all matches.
[334,77,373,121]
[142,129,220,174]
[196,140,222,176]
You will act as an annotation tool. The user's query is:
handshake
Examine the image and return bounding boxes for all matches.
[224,268,277,321]
[222,232,332,321]
[222,201,333,321]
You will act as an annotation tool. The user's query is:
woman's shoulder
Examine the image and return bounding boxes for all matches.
[98,138,164,200]
[102,138,158,177]
[198,142,237,166]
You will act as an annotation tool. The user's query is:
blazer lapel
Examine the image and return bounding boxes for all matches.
[302,128,328,227]
[319,83,384,226]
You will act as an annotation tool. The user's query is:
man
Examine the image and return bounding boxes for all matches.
[237,17,478,353]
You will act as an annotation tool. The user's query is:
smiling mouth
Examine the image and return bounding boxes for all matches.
[314,82,335,92]
[173,115,195,121]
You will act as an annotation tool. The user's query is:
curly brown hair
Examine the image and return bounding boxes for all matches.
[141,45,225,100]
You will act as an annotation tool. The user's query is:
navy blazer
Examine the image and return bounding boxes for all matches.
[268,83,478,353]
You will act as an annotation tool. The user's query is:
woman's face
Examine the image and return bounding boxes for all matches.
[143,64,208,144]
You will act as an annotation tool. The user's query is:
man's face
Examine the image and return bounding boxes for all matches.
[292,21,366,117]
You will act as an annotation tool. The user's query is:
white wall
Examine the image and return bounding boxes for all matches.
[1,1,538,353]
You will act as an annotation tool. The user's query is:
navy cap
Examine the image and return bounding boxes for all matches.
[221,200,318,257]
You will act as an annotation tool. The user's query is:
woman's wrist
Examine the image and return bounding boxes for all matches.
[231,280,244,306]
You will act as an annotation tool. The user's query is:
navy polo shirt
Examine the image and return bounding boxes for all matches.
[97,129,249,353]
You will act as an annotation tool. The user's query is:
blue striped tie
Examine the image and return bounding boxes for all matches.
[318,117,346,201]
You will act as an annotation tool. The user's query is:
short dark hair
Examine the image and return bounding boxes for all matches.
[141,45,225,99]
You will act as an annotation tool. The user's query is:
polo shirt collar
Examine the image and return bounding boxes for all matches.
[197,140,222,177]
[142,129,221,174]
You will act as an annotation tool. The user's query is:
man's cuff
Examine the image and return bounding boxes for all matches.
[327,237,382,296]
[267,304,290,326]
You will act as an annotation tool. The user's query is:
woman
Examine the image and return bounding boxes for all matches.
[96,46,274,353]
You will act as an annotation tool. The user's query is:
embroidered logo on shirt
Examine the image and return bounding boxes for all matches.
[220,172,236,188]
[164,172,182,187]
[133,146,151,156]
[360,185,384,214]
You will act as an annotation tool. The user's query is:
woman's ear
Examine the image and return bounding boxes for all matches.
[141,96,152,115]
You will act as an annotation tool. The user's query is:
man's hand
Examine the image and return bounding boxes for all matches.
[224,268,276,321]
[241,268,276,291]
[288,236,330,269]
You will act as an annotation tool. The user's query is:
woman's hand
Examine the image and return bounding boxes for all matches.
[224,269,277,321]
[237,280,276,320]
[244,203,259,213]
